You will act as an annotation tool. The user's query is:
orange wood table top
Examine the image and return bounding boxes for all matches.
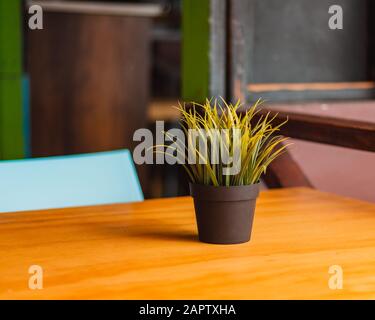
[1,187,375,300]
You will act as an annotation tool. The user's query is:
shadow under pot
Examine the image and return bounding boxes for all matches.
[189,183,260,244]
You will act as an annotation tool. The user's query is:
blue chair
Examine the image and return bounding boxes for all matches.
[0,149,143,213]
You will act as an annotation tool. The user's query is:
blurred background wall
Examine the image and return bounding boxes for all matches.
[1,0,374,202]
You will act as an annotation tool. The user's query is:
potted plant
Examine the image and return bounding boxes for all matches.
[162,99,289,244]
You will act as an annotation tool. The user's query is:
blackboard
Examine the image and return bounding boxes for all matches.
[252,0,368,83]
[228,0,375,101]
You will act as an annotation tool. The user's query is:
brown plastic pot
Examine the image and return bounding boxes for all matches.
[189,183,260,244]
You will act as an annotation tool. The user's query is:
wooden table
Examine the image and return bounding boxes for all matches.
[1,188,375,299]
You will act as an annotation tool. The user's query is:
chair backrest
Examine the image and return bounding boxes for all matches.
[0,149,143,213]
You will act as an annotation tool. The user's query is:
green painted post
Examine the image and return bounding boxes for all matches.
[0,0,25,159]
[182,0,210,102]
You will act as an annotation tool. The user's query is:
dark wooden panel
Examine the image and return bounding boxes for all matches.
[247,81,375,102]
[151,31,181,98]
[28,12,151,156]
[248,88,375,102]
[249,107,375,152]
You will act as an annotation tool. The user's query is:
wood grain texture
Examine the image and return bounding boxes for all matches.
[28,12,151,156]
[1,188,375,300]
[248,82,375,92]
